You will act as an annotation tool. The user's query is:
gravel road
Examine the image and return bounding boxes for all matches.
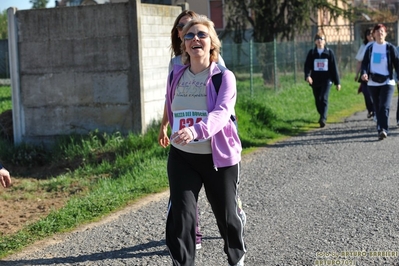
[2,100,399,266]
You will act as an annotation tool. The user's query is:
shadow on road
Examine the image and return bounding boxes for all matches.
[0,239,169,265]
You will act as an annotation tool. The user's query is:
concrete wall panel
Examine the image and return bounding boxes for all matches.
[140,4,181,126]
[92,72,130,103]
[20,72,84,106]
[24,105,133,135]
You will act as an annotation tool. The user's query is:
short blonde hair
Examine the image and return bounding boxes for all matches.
[180,16,221,65]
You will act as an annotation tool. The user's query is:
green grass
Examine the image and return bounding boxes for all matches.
[0,86,12,111]
[235,73,365,147]
[0,75,366,257]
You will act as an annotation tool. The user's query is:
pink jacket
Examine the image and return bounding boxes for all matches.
[166,62,242,168]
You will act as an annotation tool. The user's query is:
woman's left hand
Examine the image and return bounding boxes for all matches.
[0,168,11,188]
[171,128,194,146]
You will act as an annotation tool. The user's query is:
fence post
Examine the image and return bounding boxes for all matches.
[5,51,9,79]
[7,7,23,144]
[293,39,297,84]
[249,39,253,97]
[220,39,223,58]
[273,35,278,91]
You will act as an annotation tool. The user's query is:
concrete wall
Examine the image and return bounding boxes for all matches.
[141,4,179,130]
[9,1,181,144]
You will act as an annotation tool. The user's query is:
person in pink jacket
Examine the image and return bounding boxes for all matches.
[159,10,244,252]
[164,16,246,266]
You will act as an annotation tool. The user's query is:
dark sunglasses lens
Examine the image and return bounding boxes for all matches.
[184,32,209,40]
[197,32,208,38]
[176,23,185,30]
[184,33,195,40]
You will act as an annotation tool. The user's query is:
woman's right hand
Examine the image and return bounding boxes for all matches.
[306,76,313,85]
[158,125,170,148]
[0,168,11,188]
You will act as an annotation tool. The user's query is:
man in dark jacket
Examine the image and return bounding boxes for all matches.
[304,31,341,128]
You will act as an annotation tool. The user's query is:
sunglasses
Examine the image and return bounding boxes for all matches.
[184,31,209,40]
[176,23,185,31]
[315,38,325,41]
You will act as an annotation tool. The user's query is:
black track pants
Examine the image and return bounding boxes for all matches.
[166,145,246,266]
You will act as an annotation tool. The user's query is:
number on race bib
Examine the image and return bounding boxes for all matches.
[178,117,203,130]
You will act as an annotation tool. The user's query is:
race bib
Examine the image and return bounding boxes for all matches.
[172,109,208,143]
[314,59,328,71]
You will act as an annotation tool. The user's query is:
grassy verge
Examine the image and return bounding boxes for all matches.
[0,74,366,258]
[235,73,365,149]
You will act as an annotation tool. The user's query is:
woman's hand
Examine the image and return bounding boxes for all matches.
[158,125,170,148]
[361,74,368,82]
[171,127,194,146]
[0,168,11,188]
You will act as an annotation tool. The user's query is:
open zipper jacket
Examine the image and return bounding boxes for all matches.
[165,62,242,168]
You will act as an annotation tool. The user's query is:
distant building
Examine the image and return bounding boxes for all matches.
[53,0,399,29]
[55,0,109,6]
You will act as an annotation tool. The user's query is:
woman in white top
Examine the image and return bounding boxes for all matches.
[361,24,399,140]
[158,10,231,251]
[164,16,246,266]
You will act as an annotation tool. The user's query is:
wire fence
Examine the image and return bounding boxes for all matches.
[219,21,399,92]
[1,21,397,90]
[0,40,9,80]
[221,39,361,92]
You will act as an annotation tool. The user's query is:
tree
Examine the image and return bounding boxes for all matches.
[222,0,357,83]
[345,0,399,24]
[0,10,7,40]
[224,0,355,43]
[30,0,49,9]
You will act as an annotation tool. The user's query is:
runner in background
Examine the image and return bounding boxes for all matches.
[304,31,341,128]
[355,28,374,119]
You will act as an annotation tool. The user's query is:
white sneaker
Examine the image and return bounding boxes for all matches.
[378,131,387,140]
[237,198,246,227]
[239,209,246,227]
[229,255,245,266]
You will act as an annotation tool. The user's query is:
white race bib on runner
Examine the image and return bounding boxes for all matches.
[314,59,328,71]
[172,109,208,143]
